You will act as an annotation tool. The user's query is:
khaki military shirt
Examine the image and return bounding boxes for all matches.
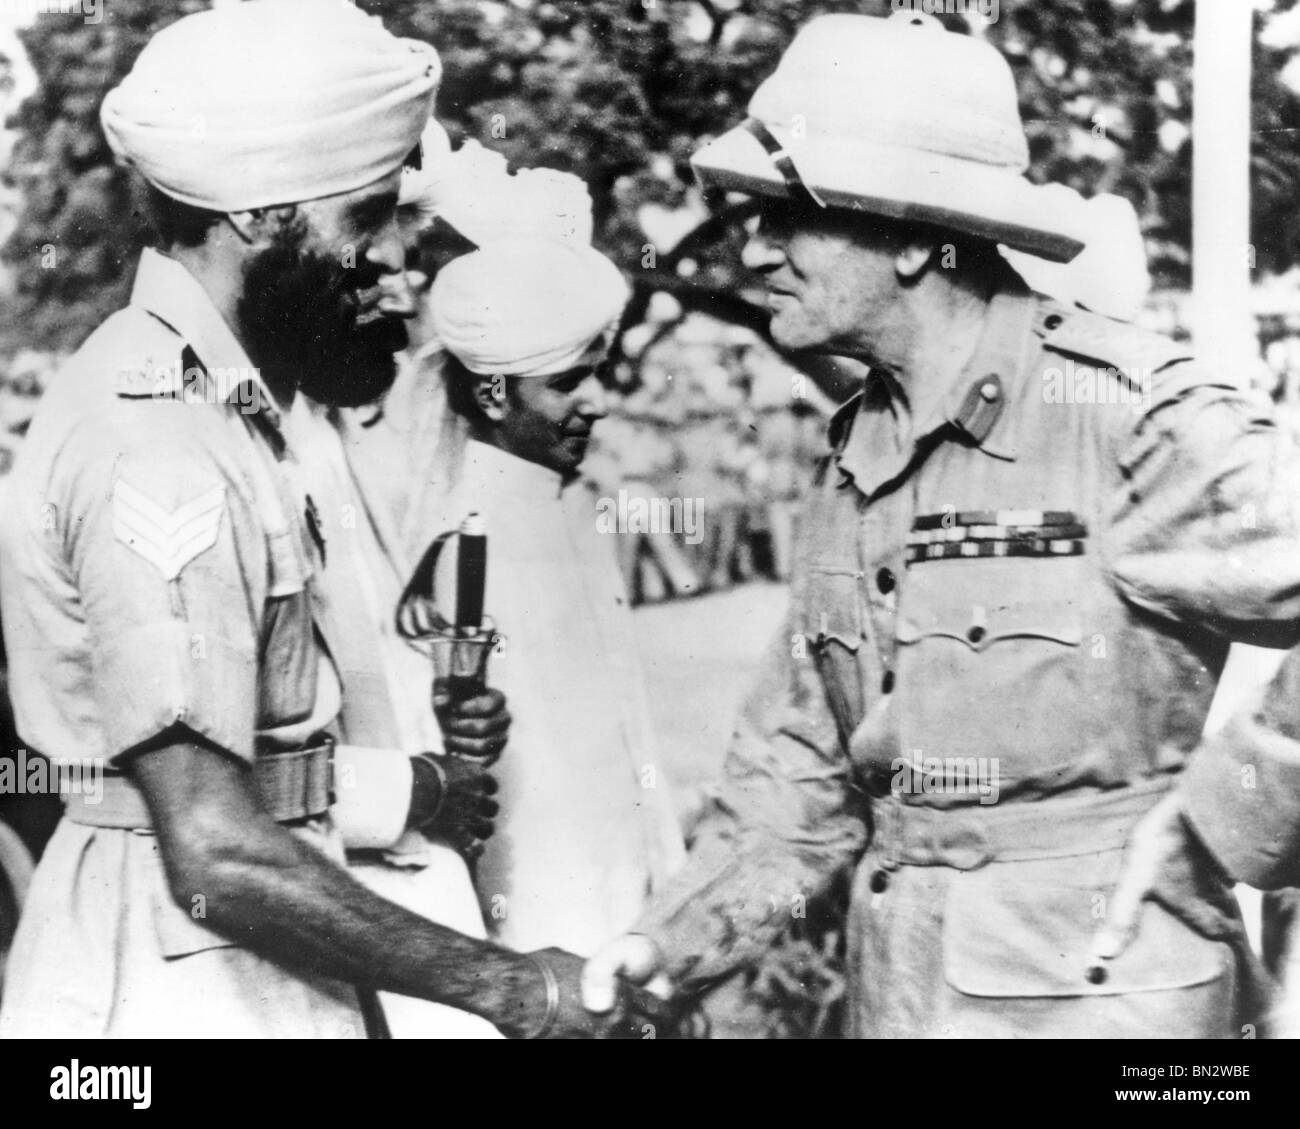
[2,248,327,764]
[0,248,362,1037]
[639,275,1300,1011]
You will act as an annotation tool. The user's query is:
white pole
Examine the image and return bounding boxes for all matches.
[1191,0,1256,382]
[1193,0,1270,955]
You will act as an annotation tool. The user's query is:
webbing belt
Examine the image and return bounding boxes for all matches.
[62,737,335,830]
[871,775,1175,872]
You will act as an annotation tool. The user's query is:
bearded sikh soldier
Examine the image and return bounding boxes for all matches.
[0,0,636,1039]
[584,11,1300,1038]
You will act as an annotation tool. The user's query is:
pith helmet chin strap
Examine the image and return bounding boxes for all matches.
[740,117,828,210]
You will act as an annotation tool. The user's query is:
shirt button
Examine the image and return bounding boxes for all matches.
[967,625,986,644]
[881,670,895,694]
[979,381,1000,402]
[875,567,895,595]
[869,870,889,894]
[1044,313,1064,330]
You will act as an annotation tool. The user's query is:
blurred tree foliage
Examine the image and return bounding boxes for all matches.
[1,0,207,352]
[5,0,1300,355]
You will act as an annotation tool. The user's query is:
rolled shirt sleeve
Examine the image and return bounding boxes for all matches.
[634,609,868,991]
[1107,364,1300,643]
[1105,364,1300,887]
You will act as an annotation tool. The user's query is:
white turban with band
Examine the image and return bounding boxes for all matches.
[432,237,630,377]
[101,0,441,212]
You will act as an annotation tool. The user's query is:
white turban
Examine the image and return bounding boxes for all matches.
[399,119,453,228]
[101,0,440,212]
[432,237,630,377]
[400,140,593,246]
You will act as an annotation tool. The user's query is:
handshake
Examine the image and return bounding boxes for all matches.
[421,689,692,1039]
[508,935,693,1040]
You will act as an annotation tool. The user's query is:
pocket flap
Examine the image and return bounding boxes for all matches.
[803,564,865,652]
[897,559,1083,650]
[943,855,1229,998]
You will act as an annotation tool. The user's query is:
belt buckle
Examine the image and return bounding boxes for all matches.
[305,732,335,818]
[936,817,995,871]
[254,732,335,822]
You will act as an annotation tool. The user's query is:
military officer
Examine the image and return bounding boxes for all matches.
[585,11,1300,1037]
[0,0,629,1039]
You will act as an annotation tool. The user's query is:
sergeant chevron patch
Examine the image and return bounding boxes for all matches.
[112,480,226,580]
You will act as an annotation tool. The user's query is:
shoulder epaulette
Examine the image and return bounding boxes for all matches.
[112,317,188,400]
[1038,306,1194,376]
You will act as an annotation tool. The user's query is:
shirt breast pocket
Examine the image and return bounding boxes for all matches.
[800,564,867,748]
[894,557,1085,782]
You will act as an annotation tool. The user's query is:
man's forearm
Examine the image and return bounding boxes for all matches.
[130,740,541,1037]
[186,828,539,1033]
[636,817,863,992]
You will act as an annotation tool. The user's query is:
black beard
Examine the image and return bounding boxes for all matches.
[237,238,408,409]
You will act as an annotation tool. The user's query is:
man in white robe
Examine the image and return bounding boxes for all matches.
[426,236,686,955]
